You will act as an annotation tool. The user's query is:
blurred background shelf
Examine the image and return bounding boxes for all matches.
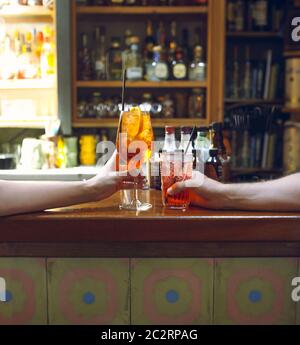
[0,79,56,90]
[73,118,207,129]
[0,5,53,21]
[76,6,208,15]
[0,117,55,129]
[225,99,284,105]
[76,80,207,89]
[227,31,283,39]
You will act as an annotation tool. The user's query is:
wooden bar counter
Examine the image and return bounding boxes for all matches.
[1,190,300,258]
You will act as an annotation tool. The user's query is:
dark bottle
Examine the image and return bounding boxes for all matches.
[211,122,230,182]
[181,28,192,63]
[78,33,93,81]
[252,0,269,31]
[168,21,177,66]
[171,48,187,80]
[205,148,223,181]
[107,37,123,81]
[144,20,155,61]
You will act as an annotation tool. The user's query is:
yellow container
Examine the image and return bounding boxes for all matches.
[285,58,300,109]
[79,135,97,166]
[283,122,300,174]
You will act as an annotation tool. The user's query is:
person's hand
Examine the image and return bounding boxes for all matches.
[86,151,146,201]
[167,171,227,209]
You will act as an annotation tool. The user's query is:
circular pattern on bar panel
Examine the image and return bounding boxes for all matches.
[143,269,202,324]
[226,268,284,324]
[0,268,35,325]
[58,268,118,325]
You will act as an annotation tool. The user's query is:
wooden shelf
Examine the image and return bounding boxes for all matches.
[225,99,284,105]
[76,6,208,15]
[284,50,300,58]
[76,80,207,89]
[0,117,56,129]
[282,107,300,113]
[0,5,53,21]
[73,118,207,129]
[227,31,283,39]
[0,79,56,90]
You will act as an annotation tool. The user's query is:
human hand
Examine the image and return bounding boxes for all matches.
[167,171,227,209]
[87,151,146,201]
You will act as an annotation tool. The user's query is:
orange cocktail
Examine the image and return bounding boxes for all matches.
[116,107,154,211]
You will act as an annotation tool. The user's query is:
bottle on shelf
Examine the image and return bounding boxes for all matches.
[144,20,155,62]
[171,47,187,80]
[124,36,143,81]
[0,35,18,80]
[93,26,106,80]
[106,36,123,81]
[194,128,210,163]
[235,0,245,32]
[163,126,177,153]
[181,28,192,63]
[188,88,205,118]
[179,127,193,154]
[242,45,251,99]
[162,94,175,118]
[231,45,240,99]
[148,45,169,81]
[252,0,269,32]
[211,122,230,182]
[227,0,236,32]
[168,21,177,67]
[205,148,223,181]
[189,45,206,81]
[78,33,93,81]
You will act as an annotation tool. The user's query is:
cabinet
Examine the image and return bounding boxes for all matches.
[71,1,225,129]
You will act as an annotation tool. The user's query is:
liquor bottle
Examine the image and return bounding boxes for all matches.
[168,21,177,66]
[0,36,18,80]
[93,26,106,80]
[188,89,205,118]
[227,0,236,32]
[171,47,187,80]
[163,126,177,153]
[205,148,223,181]
[107,37,123,81]
[149,46,169,81]
[124,36,143,81]
[157,21,167,51]
[181,28,191,63]
[144,21,155,61]
[78,33,92,81]
[243,45,251,99]
[189,45,206,81]
[232,46,240,99]
[194,129,210,163]
[235,0,245,32]
[179,127,193,154]
[211,122,230,182]
[252,0,269,31]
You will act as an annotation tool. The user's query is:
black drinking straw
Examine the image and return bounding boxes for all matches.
[121,68,127,112]
[184,126,196,155]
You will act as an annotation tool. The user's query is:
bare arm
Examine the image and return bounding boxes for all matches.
[168,172,300,211]
[0,152,143,217]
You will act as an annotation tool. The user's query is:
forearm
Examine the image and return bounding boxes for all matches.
[0,180,96,217]
[221,174,300,211]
